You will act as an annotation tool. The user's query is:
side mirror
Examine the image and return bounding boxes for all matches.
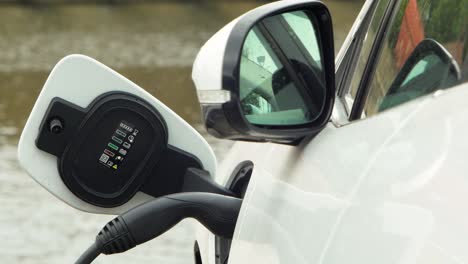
[18,55,217,214]
[193,1,335,144]
[380,39,462,111]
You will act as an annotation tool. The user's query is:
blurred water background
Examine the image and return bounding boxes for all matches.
[0,0,363,263]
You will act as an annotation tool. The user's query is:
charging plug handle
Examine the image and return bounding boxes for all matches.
[182,168,236,197]
[94,192,242,256]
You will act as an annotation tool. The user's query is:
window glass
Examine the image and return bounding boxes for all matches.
[363,0,467,116]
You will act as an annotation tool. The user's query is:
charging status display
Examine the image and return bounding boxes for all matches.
[98,121,139,170]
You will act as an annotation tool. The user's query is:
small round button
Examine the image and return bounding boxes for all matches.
[49,118,64,134]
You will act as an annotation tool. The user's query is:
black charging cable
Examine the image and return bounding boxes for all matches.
[76,243,100,264]
[75,192,242,264]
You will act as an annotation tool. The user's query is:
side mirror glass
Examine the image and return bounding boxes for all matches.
[379,39,462,111]
[239,10,326,126]
[193,1,335,144]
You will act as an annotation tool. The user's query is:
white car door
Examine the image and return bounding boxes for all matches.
[226,82,468,264]
[216,0,468,263]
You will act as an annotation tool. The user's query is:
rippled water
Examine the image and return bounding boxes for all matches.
[0,1,363,263]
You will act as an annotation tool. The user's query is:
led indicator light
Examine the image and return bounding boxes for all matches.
[120,123,133,132]
[112,136,123,144]
[99,154,109,163]
[108,143,118,151]
[104,149,115,157]
[116,129,127,138]
[119,149,127,156]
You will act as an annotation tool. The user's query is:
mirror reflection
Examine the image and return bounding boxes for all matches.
[239,10,326,126]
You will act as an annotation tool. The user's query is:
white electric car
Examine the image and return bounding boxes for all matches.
[17,0,467,263]
[192,0,468,263]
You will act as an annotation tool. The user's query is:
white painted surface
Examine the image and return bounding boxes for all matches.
[17,54,217,215]
[192,18,238,93]
[224,83,468,263]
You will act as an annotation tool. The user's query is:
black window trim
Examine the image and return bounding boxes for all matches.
[336,0,380,98]
[334,0,381,118]
[349,0,401,120]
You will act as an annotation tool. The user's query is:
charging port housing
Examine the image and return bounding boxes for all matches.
[36,92,203,207]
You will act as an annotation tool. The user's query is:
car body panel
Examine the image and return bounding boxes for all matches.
[227,83,468,263]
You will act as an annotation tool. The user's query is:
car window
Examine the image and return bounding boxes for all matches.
[363,0,467,116]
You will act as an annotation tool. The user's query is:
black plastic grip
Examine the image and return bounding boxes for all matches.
[95,192,242,256]
[121,193,242,245]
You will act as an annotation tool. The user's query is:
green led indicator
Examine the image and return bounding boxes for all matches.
[108,143,118,151]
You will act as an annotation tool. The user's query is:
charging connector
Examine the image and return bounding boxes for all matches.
[75,192,242,263]
[182,168,237,197]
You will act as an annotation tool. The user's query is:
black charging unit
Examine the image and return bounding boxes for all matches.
[36,92,203,208]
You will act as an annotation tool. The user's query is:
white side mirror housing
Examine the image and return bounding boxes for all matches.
[192,0,335,144]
